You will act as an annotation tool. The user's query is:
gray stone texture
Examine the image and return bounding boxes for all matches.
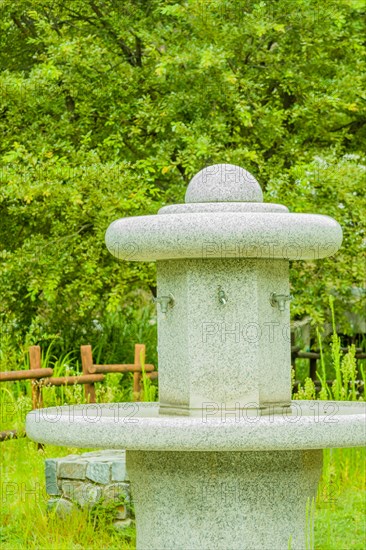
[45,450,132,525]
[45,459,60,495]
[105,211,343,262]
[58,460,86,480]
[46,450,128,492]
[157,257,291,414]
[86,461,110,484]
[61,480,102,507]
[127,449,323,550]
[111,460,127,481]
[158,201,289,214]
[106,163,342,263]
[185,164,263,203]
[27,401,366,451]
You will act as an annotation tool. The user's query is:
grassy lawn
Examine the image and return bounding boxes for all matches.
[315,486,366,550]
[0,436,364,549]
[315,447,366,550]
[0,438,135,550]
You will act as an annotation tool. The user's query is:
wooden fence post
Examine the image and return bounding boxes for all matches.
[29,345,45,449]
[29,345,43,409]
[309,336,317,381]
[133,344,145,401]
[81,345,96,403]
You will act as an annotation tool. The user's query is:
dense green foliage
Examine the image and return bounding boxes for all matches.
[0,0,365,356]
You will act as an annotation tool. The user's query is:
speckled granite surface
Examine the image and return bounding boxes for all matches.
[106,163,342,262]
[105,211,342,261]
[26,401,366,451]
[185,163,263,203]
[158,201,289,214]
[157,257,291,414]
[127,449,322,550]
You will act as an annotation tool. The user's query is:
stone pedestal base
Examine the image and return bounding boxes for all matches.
[127,449,322,550]
[45,450,133,530]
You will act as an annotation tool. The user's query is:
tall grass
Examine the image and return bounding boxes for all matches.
[139,347,157,402]
[315,446,365,550]
[293,296,365,402]
[84,306,157,367]
[292,297,366,549]
[0,306,158,427]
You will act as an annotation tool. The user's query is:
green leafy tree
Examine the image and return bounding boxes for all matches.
[0,0,365,354]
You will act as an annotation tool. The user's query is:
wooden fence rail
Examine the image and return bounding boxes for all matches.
[0,343,156,441]
[80,343,156,400]
[291,341,366,381]
[0,368,53,382]
[1,338,364,442]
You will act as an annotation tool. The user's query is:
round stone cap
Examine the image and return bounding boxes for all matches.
[105,162,343,262]
[185,164,263,203]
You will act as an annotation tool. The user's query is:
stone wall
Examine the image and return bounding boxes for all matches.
[45,450,133,530]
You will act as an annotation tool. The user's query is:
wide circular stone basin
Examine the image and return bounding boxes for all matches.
[26,400,366,452]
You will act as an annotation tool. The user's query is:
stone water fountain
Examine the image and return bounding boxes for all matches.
[27,164,366,549]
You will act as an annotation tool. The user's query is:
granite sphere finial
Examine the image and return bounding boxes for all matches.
[185,164,263,203]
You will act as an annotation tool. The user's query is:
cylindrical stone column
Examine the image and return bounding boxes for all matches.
[127,449,323,550]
